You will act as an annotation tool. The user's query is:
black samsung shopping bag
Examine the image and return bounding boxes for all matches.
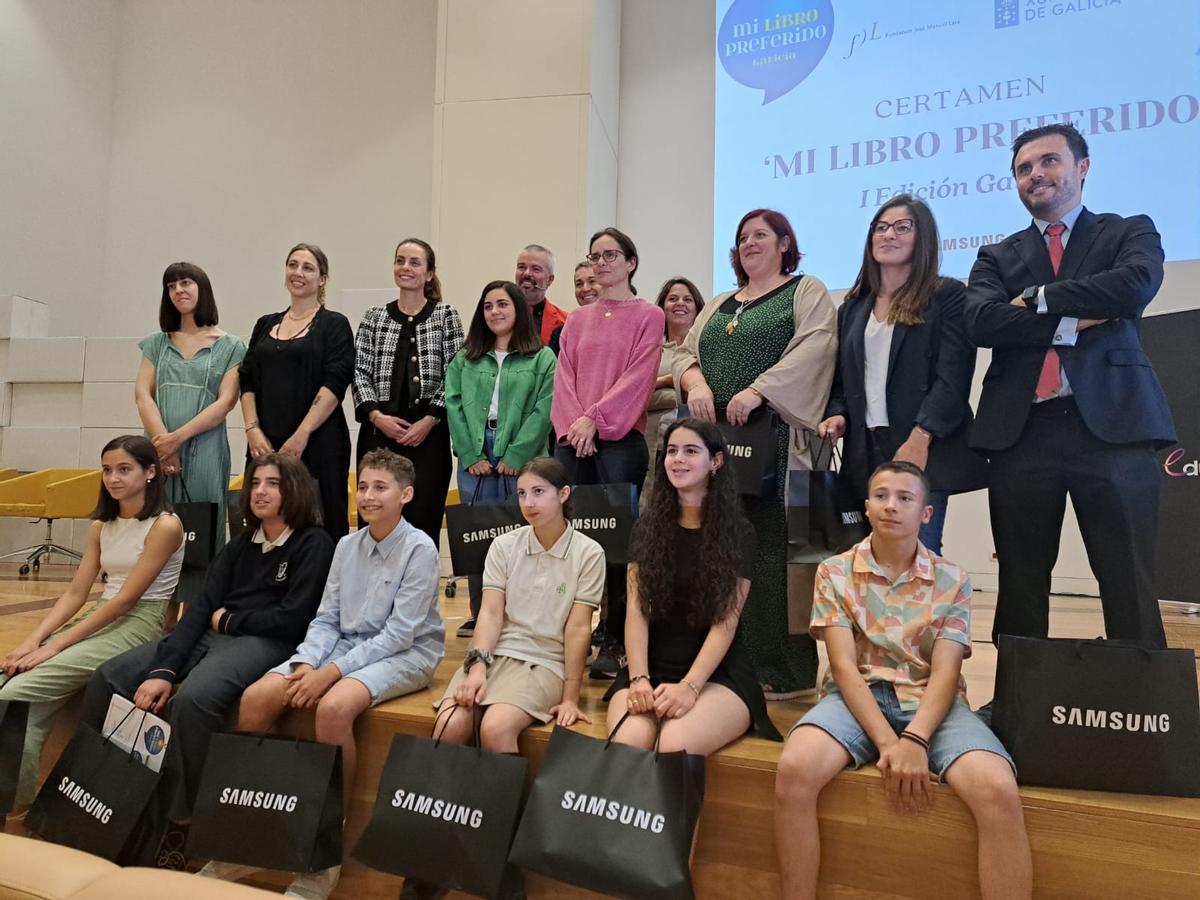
[0,700,29,814]
[445,481,525,576]
[509,715,705,900]
[569,482,637,566]
[176,478,219,572]
[717,409,779,497]
[786,440,866,565]
[26,712,161,859]
[187,732,343,872]
[353,708,528,897]
[992,635,1200,796]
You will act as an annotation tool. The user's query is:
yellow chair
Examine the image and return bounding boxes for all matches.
[0,468,101,575]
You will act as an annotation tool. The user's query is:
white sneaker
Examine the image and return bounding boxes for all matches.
[285,865,342,900]
[196,859,260,882]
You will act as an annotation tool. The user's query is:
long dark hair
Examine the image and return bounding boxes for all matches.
[844,194,942,326]
[91,435,170,521]
[729,208,801,287]
[395,238,443,303]
[159,261,219,331]
[631,418,749,628]
[588,227,639,294]
[241,453,323,533]
[654,277,705,337]
[462,280,542,360]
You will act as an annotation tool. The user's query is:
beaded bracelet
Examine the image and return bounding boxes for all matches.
[682,679,701,697]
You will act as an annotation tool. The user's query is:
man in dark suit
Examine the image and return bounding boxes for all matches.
[964,123,1176,647]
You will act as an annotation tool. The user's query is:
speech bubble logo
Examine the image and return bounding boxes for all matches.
[717,0,834,104]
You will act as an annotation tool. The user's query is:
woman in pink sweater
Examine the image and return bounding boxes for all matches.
[551,227,665,679]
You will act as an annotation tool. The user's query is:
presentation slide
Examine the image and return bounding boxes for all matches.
[713,1,1200,292]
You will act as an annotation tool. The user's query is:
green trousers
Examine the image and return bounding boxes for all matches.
[0,600,165,804]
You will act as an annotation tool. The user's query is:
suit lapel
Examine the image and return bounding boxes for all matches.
[886,322,910,384]
[1013,222,1055,286]
[843,298,869,394]
[1057,208,1099,281]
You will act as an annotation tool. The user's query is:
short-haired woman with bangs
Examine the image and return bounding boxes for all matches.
[136,261,245,600]
[240,243,355,542]
[446,280,557,625]
[79,452,334,849]
[0,436,185,813]
[605,418,781,755]
[818,194,987,555]
[353,238,464,547]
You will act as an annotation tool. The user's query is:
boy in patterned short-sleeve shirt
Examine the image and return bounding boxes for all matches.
[774,462,1032,899]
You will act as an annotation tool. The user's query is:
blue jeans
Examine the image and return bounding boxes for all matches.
[918,490,949,556]
[458,428,516,615]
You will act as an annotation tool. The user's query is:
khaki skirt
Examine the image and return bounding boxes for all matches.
[438,655,564,723]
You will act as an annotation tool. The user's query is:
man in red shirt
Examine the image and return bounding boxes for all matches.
[516,244,568,348]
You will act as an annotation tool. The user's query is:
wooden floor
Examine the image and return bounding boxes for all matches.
[3,564,1200,898]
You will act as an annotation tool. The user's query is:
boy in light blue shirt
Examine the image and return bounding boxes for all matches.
[201,449,443,900]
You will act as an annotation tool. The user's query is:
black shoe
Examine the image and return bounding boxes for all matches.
[456,618,477,638]
[154,821,190,870]
[590,619,607,648]
[398,878,449,900]
[589,640,625,679]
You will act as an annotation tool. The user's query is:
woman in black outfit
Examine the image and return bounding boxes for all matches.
[818,194,986,554]
[605,417,781,754]
[352,238,464,545]
[240,242,355,542]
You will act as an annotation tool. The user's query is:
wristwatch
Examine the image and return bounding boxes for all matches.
[1021,285,1040,309]
[463,648,495,674]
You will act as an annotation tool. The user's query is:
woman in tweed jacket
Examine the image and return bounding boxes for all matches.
[353,238,464,545]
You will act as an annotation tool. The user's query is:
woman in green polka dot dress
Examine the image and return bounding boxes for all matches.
[673,209,837,698]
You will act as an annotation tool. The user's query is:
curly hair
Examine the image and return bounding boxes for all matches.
[631,417,750,629]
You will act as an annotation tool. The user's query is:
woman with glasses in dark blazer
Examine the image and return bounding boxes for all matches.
[818,194,986,554]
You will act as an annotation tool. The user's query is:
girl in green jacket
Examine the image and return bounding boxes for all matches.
[445,280,557,623]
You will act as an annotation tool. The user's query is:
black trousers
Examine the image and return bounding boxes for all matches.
[988,397,1166,647]
[79,633,294,821]
[554,431,649,643]
[357,418,452,549]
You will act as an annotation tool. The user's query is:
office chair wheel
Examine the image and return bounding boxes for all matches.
[31,560,40,573]
[445,579,457,598]
[18,564,30,576]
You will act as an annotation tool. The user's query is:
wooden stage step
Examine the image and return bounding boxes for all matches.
[3,566,1199,898]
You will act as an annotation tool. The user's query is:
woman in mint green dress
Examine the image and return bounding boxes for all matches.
[135,262,245,599]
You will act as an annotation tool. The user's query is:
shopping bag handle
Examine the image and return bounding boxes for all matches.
[605,709,669,759]
[102,703,150,763]
[432,702,484,751]
[808,435,843,472]
[1072,637,1154,662]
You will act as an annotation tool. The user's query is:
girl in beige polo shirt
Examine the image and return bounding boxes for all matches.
[435,457,605,751]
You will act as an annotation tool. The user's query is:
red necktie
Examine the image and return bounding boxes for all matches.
[1035,222,1067,400]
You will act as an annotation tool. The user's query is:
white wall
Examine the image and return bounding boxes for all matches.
[617,0,714,300]
[615,0,1198,593]
[0,0,117,335]
[97,0,438,343]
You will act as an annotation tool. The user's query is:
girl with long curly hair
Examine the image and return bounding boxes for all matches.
[604,418,782,753]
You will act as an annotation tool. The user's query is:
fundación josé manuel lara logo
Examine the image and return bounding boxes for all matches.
[718,0,834,104]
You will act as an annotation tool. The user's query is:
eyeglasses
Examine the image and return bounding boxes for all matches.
[873,219,914,235]
[585,249,626,265]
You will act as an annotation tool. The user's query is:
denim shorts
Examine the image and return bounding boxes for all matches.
[794,681,1015,781]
